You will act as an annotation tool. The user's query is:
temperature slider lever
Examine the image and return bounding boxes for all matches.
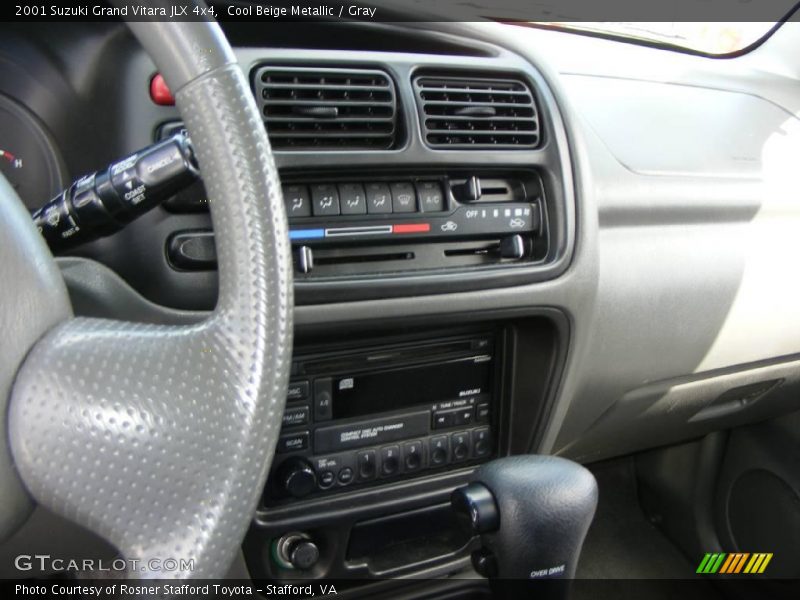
[32,131,198,252]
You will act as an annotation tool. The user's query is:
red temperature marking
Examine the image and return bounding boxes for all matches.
[392,223,431,234]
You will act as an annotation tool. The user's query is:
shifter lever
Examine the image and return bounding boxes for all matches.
[451,456,597,599]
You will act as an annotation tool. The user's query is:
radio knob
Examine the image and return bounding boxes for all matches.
[278,457,317,498]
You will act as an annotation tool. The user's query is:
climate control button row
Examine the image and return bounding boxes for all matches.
[283,181,444,218]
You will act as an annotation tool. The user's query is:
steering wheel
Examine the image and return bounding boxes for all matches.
[0,16,293,579]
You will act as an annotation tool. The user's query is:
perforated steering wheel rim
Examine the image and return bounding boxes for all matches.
[1,14,293,579]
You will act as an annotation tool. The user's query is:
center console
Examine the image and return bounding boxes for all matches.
[243,316,563,584]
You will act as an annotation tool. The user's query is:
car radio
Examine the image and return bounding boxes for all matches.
[265,333,499,504]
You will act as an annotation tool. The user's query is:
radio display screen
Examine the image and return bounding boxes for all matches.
[331,356,492,419]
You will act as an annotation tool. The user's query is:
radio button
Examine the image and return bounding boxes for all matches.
[357,450,377,480]
[313,378,333,422]
[366,183,392,214]
[472,427,491,458]
[311,184,340,216]
[429,435,450,466]
[338,467,354,485]
[319,470,335,489]
[454,408,473,427]
[282,405,310,428]
[403,440,424,471]
[451,431,471,462]
[380,445,401,476]
[391,182,417,213]
[476,402,490,423]
[277,431,309,453]
[287,380,310,402]
[433,411,455,430]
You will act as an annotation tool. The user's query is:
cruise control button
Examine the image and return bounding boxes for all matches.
[391,182,417,213]
[380,445,401,476]
[311,184,340,216]
[283,185,312,217]
[277,432,309,453]
[339,183,367,215]
[287,380,310,401]
[366,183,392,214]
[417,181,444,212]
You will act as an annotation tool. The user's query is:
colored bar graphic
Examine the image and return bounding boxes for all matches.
[733,553,750,573]
[392,223,431,234]
[289,228,325,241]
[719,554,736,573]
[758,554,773,573]
[710,553,726,573]
[697,554,713,574]
[698,552,773,575]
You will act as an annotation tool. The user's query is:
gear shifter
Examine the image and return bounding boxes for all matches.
[451,456,598,599]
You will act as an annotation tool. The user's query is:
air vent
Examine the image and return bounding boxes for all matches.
[413,75,540,149]
[254,66,398,150]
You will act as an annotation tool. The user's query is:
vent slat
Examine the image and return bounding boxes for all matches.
[262,99,395,107]
[262,83,391,92]
[268,131,395,139]
[254,66,398,151]
[414,74,540,149]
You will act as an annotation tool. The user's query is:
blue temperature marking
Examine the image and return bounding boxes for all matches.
[289,228,325,241]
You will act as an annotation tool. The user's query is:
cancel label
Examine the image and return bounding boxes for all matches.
[315,412,429,453]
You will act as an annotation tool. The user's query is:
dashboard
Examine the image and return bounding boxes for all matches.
[2,16,800,586]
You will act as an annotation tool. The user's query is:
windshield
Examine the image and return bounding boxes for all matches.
[537,22,779,55]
